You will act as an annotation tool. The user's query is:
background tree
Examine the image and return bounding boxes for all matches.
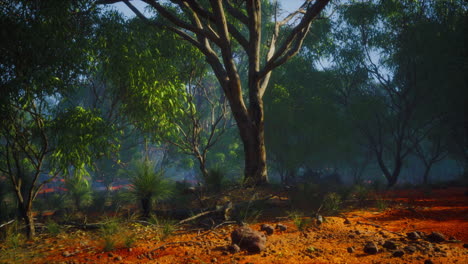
[0,0,116,238]
[97,0,331,185]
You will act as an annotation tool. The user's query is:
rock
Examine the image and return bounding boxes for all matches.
[211,257,217,263]
[228,244,241,253]
[427,232,446,243]
[403,245,417,254]
[347,247,355,253]
[316,214,324,225]
[231,226,267,253]
[62,251,71,257]
[463,243,468,249]
[344,219,351,225]
[407,231,421,240]
[114,256,122,261]
[260,224,274,235]
[363,242,379,254]
[424,260,434,264]
[275,224,287,231]
[392,250,404,257]
[108,252,115,258]
[383,240,398,250]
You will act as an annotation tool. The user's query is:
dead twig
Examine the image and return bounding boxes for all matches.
[0,219,15,229]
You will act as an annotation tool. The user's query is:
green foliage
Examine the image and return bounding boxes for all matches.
[375,197,388,212]
[100,218,119,252]
[205,167,226,193]
[128,160,172,217]
[149,215,177,241]
[52,106,118,178]
[64,176,93,211]
[288,211,311,232]
[322,192,342,215]
[45,220,61,236]
[351,185,371,204]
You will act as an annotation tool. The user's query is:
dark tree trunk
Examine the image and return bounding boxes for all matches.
[141,198,152,218]
[19,201,35,239]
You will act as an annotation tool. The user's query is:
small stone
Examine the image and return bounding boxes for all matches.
[211,257,217,263]
[427,232,446,243]
[407,231,421,240]
[463,243,468,248]
[114,256,122,261]
[128,248,132,252]
[316,214,324,225]
[424,260,434,264]
[108,253,115,258]
[392,250,404,257]
[275,224,287,231]
[355,230,361,235]
[383,240,398,250]
[363,242,379,254]
[62,251,71,257]
[260,224,274,235]
[344,219,351,225]
[347,247,355,253]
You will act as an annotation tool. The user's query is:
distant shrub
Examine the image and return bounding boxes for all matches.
[322,192,342,215]
[205,167,226,193]
[128,160,172,218]
[45,220,61,236]
[375,196,388,211]
[288,211,311,232]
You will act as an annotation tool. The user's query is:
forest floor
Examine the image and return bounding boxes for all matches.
[0,186,467,264]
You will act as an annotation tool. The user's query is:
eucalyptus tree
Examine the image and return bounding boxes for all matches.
[330,0,467,186]
[97,0,331,185]
[0,0,116,238]
[95,13,231,182]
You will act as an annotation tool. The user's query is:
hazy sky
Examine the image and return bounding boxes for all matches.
[111,0,306,18]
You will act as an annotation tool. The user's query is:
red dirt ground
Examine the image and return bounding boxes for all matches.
[1,187,467,264]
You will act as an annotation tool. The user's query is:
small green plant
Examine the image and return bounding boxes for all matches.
[100,218,119,251]
[288,211,311,231]
[322,192,342,215]
[123,232,137,248]
[236,193,262,224]
[149,215,177,241]
[375,197,388,211]
[45,220,61,236]
[351,184,371,203]
[160,220,176,241]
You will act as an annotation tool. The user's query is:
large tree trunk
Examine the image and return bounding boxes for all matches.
[232,95,268,186]
[19,201,35,239]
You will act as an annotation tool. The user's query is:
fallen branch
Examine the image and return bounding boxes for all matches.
[0,219,15,229]
[178,210,217,225]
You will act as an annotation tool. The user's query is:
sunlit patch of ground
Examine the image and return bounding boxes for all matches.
[1,187,467,264]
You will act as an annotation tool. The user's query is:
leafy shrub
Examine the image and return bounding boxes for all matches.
[100,218,119,251]
[128,160,172,217]
[64,176,93,211]
[375,196,388,211]
[288,211,311,231]
[149,215,176,241]
[205,167,226,193]
[351,184,371,203]
[322,192,342,215]
[45,220,61,236]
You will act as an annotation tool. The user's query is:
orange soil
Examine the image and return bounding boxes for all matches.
[1,187,467,264]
